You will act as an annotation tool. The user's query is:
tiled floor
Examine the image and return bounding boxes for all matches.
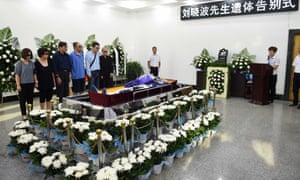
[0,98,300,180]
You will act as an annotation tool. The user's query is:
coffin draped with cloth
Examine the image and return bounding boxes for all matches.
[88,74,178,107]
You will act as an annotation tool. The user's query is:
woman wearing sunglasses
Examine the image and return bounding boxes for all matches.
[15,48,38,120]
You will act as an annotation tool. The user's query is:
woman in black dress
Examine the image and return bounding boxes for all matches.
[100,47,114,88]
[35,48,55,109]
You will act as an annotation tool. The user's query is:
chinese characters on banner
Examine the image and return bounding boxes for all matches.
[181,0,298,20]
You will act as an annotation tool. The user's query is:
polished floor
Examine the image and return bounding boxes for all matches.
[0,98,299,180]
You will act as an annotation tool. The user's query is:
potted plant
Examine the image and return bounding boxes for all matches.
[64,162,93,180]
[132,113,153,144]
[41,152,68,179]
[126,61,144,81]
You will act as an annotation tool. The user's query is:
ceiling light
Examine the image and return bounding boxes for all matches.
[119,0,148,9]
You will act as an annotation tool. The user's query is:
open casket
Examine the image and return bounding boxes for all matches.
[88,79,178,107]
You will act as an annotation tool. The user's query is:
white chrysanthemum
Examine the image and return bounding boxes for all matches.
[53,160,61,169]
[8,129,27,138]
[158,134,177,143]
[54,118,73,128]
[71,121,90,133]
[173,100,187,106]
[14,120,30,129]
[64,167,74,177]
[96,166,118,180]
[59,154,68,165]
[17,133,39,144]
[41,156,53,168]
[115,119,129,127]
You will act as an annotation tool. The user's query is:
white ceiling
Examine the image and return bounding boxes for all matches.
[90,0,218,10]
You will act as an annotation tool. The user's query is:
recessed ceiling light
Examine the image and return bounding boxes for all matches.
[119,0,148,9]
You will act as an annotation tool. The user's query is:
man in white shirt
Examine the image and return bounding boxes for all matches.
[147,46,161,77]
[289,47,300,109]
[267,46,280,102]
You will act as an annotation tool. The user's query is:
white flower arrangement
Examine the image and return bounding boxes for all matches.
[96,166,118,180]
[173,100,187,106]
[17,133,39,144]
[71,121,90,133]
[88,131,112,142]
[29,140,49,155]
[208,70,225,94]
[192,48,215,69]
[115,118,129,127]
[82,115,96,123]
[231,48,255,71]
[8,129,27,138]
[40,110,63,118]
[182,120,200,131]
[144,140,168,154]
[54,118,73,128]
[41,152,68,169]
[132,113,151,120]
[199,89,214,95]
[160,104,176,111]
[14,120,30,129]
[169,129,187,138]
[149,108,165,117]
[158,134,177,143]
[64,162,90,179]
[112,157,133,172]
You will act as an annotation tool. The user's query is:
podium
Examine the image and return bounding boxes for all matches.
[250,63,273,105]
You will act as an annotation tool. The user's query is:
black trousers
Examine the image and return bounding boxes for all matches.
[19,83,34,116]
[150,67,159,77]
[269,75,277,101]
[100,75,113,88]
[293,73,300,105]
[57,71,70,102]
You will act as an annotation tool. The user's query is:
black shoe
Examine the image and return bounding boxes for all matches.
[297,105,300,109]
[289,104,297,107]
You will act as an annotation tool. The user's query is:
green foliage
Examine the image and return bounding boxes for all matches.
[193,48,215,69]
[0,27,21,94]
[126,61,144,81]
[231,48,255,71]
[34,33,59,61]
[84,34,96,51]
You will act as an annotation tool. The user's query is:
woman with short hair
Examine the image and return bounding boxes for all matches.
[15,48,38,120]
[35,47,55,109]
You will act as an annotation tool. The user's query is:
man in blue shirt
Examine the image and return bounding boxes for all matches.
[85,41,101,89]
[70,42,85,95]
[52,41,71,102]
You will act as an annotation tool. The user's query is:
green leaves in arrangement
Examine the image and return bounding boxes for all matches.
[84,34,96,51]
[34,33,60,60]
[193,48,215,70]
[0,27,21,94]
[231,48,255,71]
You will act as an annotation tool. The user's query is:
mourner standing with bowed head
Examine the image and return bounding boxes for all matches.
[35,47,55,110]
[100,47,114,88]
[15,48,38,120]
[267,46,280,102]
[289,47,300,109]
[85,41,101,89]
[70,42,85,95]
[148,46,161,77]
[52,41,72,102]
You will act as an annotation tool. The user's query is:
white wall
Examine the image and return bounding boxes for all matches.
[1,0,300,95]
[131,6,300,95]
[0,0,134,55]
